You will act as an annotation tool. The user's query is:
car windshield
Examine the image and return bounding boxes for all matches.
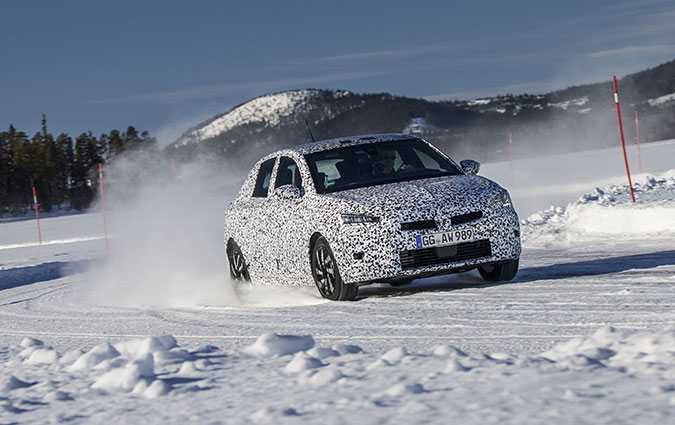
[305,139,463,194]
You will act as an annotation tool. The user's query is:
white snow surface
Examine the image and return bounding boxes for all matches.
[2,328,675,423]
[1,148,675,423]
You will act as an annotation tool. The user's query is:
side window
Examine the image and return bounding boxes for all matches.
[314,158,342,191]
[275,156,303,190]
[252,158,276,198]
[413,147,444,171]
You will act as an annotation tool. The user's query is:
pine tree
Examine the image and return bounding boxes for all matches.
[108,129,124,157]
[6,125,31,209]
[124,126,141,150]
[54,133,73,206]
[70,133,95,210]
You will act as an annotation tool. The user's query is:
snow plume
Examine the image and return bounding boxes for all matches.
[78,153,243,307]
[77,152,324,308]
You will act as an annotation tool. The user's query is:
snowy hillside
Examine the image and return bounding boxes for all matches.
[176,90,320,146]
[168,59,675,163]
[174,89,354,147]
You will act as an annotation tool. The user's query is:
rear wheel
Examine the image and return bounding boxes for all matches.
[227,240,250,282]
[311,237,357,301]
[478,259,519,282]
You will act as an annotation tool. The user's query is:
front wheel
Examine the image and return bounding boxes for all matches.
[478,259,519,282]
[311,237,357,301]
[227,240,251,282]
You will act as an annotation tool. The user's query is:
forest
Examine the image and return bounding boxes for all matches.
[0,115,157,214]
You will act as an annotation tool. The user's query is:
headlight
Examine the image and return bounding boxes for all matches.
[342,213,381,224]
[496,191,512,208]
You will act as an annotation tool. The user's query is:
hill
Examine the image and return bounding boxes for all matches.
[169,59,675,165]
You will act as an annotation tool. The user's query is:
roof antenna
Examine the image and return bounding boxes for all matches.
[304,118,317,143]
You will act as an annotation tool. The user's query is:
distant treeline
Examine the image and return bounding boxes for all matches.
[0,115,157,213]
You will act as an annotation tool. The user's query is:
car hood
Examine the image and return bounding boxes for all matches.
[326,175,503,220]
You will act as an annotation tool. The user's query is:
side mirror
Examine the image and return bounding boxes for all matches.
[460,159,480,175]
[273,184,302,200]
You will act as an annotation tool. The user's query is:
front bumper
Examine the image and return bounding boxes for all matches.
[334,207,521,284]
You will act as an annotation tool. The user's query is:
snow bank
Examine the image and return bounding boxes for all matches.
[522,172,675,246]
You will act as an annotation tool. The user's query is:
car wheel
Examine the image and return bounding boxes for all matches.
[311,237,357,301]
[227,240,251,282]
[478,259,519,282]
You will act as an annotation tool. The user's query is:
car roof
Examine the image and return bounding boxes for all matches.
[272,133,418,157]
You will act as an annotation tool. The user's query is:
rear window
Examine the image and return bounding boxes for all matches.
[252,158,276,198]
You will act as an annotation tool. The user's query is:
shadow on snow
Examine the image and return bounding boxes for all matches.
[358,250,675,299]
[0,260,89,291]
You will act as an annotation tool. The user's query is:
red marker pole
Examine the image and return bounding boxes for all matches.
[634,110,643,174]
[32,186,43,245]
[98,163,110,251]
[612,76,636,203]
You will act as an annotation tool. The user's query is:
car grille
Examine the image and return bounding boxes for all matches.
[400,219,437,231]
[450,211,483,226]
[399,239,492,270]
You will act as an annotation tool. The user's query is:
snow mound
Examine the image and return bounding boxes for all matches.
[432,344,468,358]
[114,336,177,360]
[0,375,34,392]
[5,329,675,421]
[68,342,121,372]
[284,353,324,374]
[306,346,340,359]
[522,172,675,246]
[243,333,315,357]
[380,347,409,365]
[542,326,675,376]
[92,363,145,392]
[384,382,426,397]
[298,365,344,386]
[24,348,58,365]
[331,343,363,355]
[20,337,44,348]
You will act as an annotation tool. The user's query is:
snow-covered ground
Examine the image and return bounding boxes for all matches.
[1,147,674,423]
[482,138,675,216]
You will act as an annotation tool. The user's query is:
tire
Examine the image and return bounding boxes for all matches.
[227,240,251,282]
[478,259,519,282]
[310,237,357,301]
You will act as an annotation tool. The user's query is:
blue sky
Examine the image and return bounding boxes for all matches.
[2,0,675,143]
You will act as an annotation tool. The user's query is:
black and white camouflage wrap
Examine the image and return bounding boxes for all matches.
[224,134,521,288]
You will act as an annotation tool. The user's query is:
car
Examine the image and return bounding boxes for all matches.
[224,133,521,301]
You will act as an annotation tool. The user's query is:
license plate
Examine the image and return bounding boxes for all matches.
[415,229,475,249]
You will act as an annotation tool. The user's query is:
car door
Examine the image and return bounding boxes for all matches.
[241,156,278,279]
[271,155,310,276]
